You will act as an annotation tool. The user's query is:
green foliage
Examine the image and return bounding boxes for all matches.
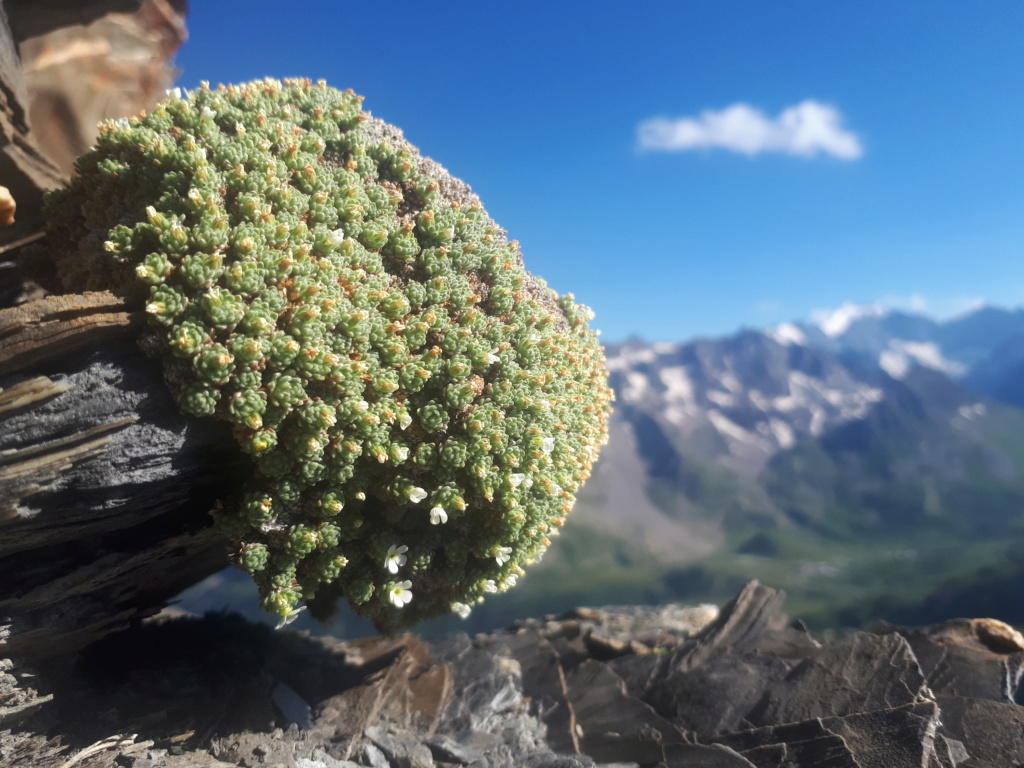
[41,78,613,631]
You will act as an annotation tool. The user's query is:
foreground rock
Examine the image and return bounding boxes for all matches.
[4,581,1023,767]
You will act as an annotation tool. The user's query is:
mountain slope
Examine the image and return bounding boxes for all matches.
[519,308,1024,629]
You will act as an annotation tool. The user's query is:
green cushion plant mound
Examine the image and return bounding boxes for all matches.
[38,78,613,631]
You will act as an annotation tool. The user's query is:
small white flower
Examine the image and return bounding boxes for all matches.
[166,87,183,99]
[485,352,500,365]
[398,411,413,430]
[430,506,448,525]
[274,606,306,630]
[452,602,472,619]
[389,580,413,607]
[482,580,498,593]
[408,486,427,503]
[541,437,556,455]
[353,400,369,412]
[201,105,216,120]
[495,546,512,566]
[326,228,345,247]
[234,122,246,135]
[503,573,519,589]
[393,446,409,462]
[113,117,130,131]
[508,473,525,488]
[385,544,408,574]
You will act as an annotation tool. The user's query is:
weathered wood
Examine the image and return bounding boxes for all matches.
[0,291,135,374]
[0,293,244,661]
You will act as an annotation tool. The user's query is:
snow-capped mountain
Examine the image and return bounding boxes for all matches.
[500,303,1024,633]
[562,304,1024,564]
[605,332,886,476]
[781,303,1024,383]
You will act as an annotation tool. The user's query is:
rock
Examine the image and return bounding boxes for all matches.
[564,659,686,764]
[365,726,434,768]
[932,696,1024,766]
[746,632,927,726]
[19,0,187,176]
[8,580,1024,765]
[873,618,1024,703]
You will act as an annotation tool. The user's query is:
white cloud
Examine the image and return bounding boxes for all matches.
[637,100,863,160]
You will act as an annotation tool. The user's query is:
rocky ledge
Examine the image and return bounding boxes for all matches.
[3,581,1023,767]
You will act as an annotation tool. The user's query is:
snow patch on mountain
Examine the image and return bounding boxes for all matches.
[659,366,696,405]
[956,403,987,420]
[814,302,887,337]
[605,347,657,371]
[879,340,966,379]
[766,322,808,346]
[621,371,653,404]
[708,409,771,452]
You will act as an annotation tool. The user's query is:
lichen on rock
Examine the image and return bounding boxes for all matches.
[37,77,613,631]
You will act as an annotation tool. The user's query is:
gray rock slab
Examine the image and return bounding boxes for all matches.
[746,631,926,726]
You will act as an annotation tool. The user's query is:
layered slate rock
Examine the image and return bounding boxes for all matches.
[6,581,1024,766]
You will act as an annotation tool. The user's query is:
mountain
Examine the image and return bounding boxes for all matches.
[794,303,1024,382]
[509,304,1024,631]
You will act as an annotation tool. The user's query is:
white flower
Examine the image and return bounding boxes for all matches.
[112,117,130,131]
[430,506,448,525]
[398,411,412,430]
[392,446,409,462]
[508,473,525,488]
[485,352,500,365]
[541,437,556,455]
[166,87,183,99]
[326,229,345,247]
[389,580,413,607]
[354,400,369,412]
[274,606,306,630]
[200,105,216,120]
[495,546,512,566]
[408,486,427,503]
[385,544,408,574]
[482,580,498,593]
[503,573,519,589]
[452,602,472,619]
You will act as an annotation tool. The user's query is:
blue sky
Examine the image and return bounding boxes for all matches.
[175,2,1024,343]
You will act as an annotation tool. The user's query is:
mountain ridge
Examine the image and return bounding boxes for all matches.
[512,302,1024,630]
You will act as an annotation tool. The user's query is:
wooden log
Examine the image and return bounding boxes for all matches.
[0,291,244,662]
